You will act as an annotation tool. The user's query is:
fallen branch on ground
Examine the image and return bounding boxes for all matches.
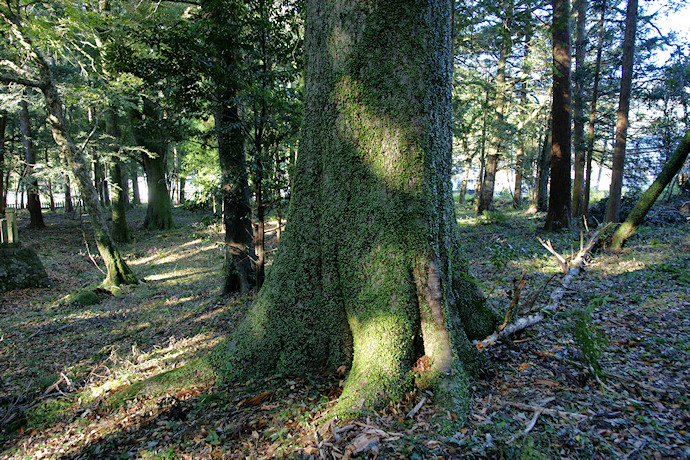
[477,224,612,349]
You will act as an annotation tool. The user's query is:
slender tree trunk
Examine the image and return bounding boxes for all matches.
[532,118,551,212]
[612,130,690,248]
[584,3,606,218]
[130,165,141,206]
[131,99,174,230]
[19,98,45,228]
[459,151,472,204]
[477,7,513,214]
[254,177,265,290]
[226,0,497,417]
[544,0,573,231]
[45,149,55,211]
[572,0,587,218]
[105,106,131,243]
[605,0,637,223]
[514,29,533,210]
[0,112,6,215]
[63,169,73,214]
[216,99,253,294]
[2,16,138,285]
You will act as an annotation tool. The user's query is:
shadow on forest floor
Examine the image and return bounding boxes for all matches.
[1,203,689,458]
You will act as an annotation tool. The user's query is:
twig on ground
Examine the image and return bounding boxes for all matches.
[503,401,588,421]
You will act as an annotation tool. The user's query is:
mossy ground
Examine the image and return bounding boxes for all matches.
[1,200,689,458]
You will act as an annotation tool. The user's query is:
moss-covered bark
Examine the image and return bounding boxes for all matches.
[611,130,690,249]
[105,106,131,243]
[223,0,496,418]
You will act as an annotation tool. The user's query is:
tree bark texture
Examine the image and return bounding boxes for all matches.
[0,112,6,215]
[571,0,587,218]
[583,3,606,218]
[130,165,141,206]
[544,0,573,231]
[131,99,174,230]
[105,106,131,243]
[605,0,637,223]
[611,130,690,249]
[18,98,45,228]
[223,0,496,416]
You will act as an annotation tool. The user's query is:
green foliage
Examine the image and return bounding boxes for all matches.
[571,303,608,378]
[26,396,76,429]
[477,210,509,225]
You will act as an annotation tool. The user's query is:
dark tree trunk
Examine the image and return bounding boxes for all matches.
[63,168,73,214]
[131,99,174,230]
[531,119,551,212]
[477,6,512,214]
[0,112,6,215]
[571,0,587,218]
[225,0,497,417]
[216,100,253,295]
[544,0,573,231]
[18,98,45,228]
[605,0,637,223]
[105,106,131,243]
[612,130,690,248]
[44,149,55,212]
[584,3,607,218]
[130,165,141,206]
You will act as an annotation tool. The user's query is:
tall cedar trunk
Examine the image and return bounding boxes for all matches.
[532,119,551,212]
[216,101,253,294]
[130,165,141,206]
[477,6,512,214]
[132,99,174,230]
[605,0,637,222]
[105,106,131,243]
[15,30,138,286]
[584,3,606,217]
[19,98,45,228]
[544,0,573,231]
[571,0,587,218]
[0,112,6,215]
[224,0,497,416]
[611,130,690,249]
[513,29,533,210]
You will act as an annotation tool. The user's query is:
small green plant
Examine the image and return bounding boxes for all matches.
[571,304,608,377]
[477,210,509,225]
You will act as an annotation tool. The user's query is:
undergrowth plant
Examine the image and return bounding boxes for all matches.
[571,303,608,378]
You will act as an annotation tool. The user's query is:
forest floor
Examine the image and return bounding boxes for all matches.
[0,201,689,459]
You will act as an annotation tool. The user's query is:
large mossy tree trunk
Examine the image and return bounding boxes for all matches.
[611,130,690,249]
[131,99,174,230]
[18,98,45,229]
[224,0,497,417]
[544,0,573,231]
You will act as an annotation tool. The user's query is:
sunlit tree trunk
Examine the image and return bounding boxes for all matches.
[572,0,587,218]
[612,130,690,248]
[224,0,497,417]
[18,97,45,228]
[544,0,572,231]
[605,0,637,222]
[583,2,606,218]
[0,16,137,286]
[130,165,141,206]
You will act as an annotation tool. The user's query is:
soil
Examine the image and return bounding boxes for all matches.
[1,203,688,459]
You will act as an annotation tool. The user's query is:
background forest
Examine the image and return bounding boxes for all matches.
[1,0,689,458]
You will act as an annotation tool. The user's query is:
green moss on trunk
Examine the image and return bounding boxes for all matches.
[223,0,497,420]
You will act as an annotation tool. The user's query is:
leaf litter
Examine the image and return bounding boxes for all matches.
[1,206,689,458]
